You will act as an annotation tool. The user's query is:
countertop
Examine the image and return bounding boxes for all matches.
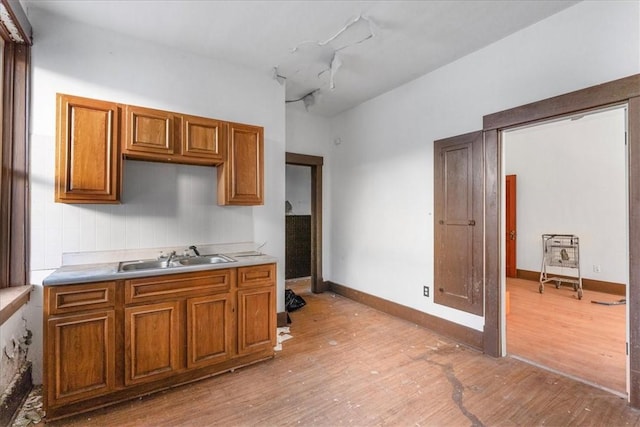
[42,252,278,286]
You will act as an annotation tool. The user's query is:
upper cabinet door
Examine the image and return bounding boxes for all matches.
[218,122,264,206]
[123,105,175,157]
[182,114,225,164]
[55,94,120,204]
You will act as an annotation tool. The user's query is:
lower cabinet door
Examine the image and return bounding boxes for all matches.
[237,286,276,355]
[125,301,181,385]
[46,310,115,406]
[187,293,233,368]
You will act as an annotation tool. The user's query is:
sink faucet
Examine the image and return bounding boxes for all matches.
[166,250,176,265]
[189,245,200,256]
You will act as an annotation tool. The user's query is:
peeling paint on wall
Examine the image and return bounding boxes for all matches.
[0,314,32,397]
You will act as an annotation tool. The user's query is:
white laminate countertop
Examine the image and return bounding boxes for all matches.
[42,252,278,286]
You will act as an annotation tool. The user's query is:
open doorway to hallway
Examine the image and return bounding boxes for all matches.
[285,152,324,294]
[502,106,628,396]
[286,163,312,292]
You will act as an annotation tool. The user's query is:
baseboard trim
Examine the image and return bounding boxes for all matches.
[277,311,289,327]
[516,269,625,296]
[0,361,32,427]
[326,281,483,351]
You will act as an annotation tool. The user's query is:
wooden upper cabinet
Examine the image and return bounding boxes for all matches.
[123,106,224,166]
[123,105,176,157]
[182,114,225,164]
[56,94,264,204]
[55,94,120,203]
[218,122,264,205]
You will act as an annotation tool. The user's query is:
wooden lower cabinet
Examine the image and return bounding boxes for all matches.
[237,286,276,355]
[45,310,116,407]
[124,301,181,385]
[43,263,276,421]
[187,293,234,369]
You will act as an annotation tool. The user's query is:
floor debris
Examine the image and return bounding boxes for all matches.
[274,327,293,351]
[11,385,44,426]
[591,299,626,306]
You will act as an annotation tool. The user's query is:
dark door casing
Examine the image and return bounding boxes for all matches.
[506,175,517,278]
[434,131,484,316]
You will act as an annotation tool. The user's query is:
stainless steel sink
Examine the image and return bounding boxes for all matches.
[118,254,235,272]
[118,259,178,272]
[178,254,236,266]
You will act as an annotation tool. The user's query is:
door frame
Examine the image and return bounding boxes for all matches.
[285,152,325,293]
[482,73,640,406]
[505,174,516,278]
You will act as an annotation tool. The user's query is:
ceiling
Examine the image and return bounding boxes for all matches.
[22,0,579,117]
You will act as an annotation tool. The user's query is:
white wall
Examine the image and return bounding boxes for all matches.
[504,107,627,285]
[327,0,640,331]
[286,165,311,215]
[285,107,333,278]
[26,9,285,383]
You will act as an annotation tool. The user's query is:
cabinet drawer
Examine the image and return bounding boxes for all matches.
[125,269,233,304]
[47,282,116,315]
[237,264,276,288]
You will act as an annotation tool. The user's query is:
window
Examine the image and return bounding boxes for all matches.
[0,0,31,289]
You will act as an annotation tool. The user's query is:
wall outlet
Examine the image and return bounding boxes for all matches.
[593,264,601,273]
[423,286,429,297]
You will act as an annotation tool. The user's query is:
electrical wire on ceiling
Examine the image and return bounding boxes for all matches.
[285,89,321,111]
[272,67,286,85]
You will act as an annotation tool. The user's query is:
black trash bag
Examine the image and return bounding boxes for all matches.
[285,288,306,312]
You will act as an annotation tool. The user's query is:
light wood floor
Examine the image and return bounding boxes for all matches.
[45,281,640,426]
[507,277,626,394]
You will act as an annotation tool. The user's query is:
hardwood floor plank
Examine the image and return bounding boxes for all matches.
[44,282,640,426]
[507,277,626,394]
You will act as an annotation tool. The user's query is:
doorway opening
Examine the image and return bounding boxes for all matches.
[285,152,324,294]
[502,106,629,396]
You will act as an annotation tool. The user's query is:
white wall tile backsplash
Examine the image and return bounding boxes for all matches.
[31,158,256,271]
